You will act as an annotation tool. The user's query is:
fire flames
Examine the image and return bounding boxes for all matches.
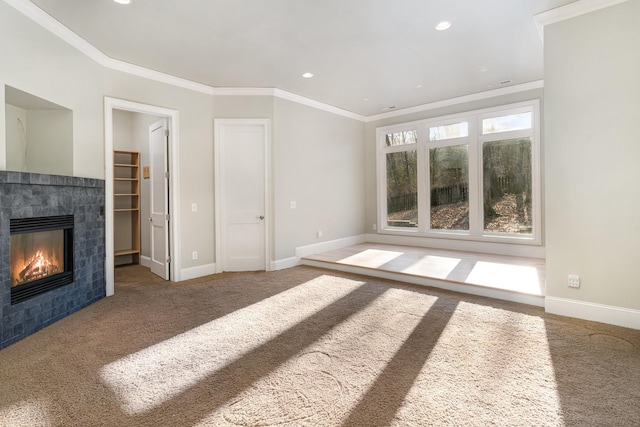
[15,250,60,286]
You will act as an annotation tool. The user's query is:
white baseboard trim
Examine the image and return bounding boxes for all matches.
[180,263,217,281]
[295,234,367,258]
[364,233,545,259]
[272,257,301,271]
[303,259,545,307]
[545,296,640,330]
[140,255,151,269]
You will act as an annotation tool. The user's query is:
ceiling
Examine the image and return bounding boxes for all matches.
[29,0,576,117]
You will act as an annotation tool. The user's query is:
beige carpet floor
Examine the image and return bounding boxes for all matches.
[0,265,639,426]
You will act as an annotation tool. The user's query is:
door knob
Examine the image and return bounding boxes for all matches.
[257,215,265,220]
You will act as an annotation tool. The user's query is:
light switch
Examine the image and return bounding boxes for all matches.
[191,203,197,212]
[290,201,297,209]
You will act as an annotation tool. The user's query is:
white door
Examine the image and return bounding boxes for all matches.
[215,119,269,272]
[149,119,170,279]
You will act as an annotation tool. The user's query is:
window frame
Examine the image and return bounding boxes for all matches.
[376,100,541,246]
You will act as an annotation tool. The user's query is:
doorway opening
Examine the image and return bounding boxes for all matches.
[104,98,181,296]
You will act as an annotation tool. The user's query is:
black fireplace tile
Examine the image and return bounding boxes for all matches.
[1,172,105,350]
[30,174,50,185]
[3,310,23,331]
[19,173,31,184]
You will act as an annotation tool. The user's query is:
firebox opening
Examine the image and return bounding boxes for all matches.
[9,215,74,305]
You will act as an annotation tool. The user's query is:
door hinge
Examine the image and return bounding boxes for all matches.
[164,129,169,137]
[165,171,170,179]
[166,256,171,263]
[165,214,170,221]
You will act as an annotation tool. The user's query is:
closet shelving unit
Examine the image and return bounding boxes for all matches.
[113,150,140,265]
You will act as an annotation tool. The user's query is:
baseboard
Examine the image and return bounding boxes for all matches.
[545,296,640,330]
[295,234,367,258]
[271,257,301,271]
[180,263,217,281]
[365,233,545,259]
[271,234,367,271]
[303,259,545,307]
[140,256,151,269]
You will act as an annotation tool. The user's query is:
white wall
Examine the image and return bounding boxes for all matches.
[26,109,73,175]
[544,0,640,312]
[0,0,216,273]
[0,2,104,179]
[273,97,366,260]
[5,104,73,175]
[4,103,27,171]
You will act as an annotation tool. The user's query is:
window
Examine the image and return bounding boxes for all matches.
[377,101,540,244]
[384,131,418,228]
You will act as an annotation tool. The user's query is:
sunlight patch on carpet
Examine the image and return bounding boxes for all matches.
[194,287,440,426]
[0,399,51,427]
[394,301,564,423]
[100,275,366,414]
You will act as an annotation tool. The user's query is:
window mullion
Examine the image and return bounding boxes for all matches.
[416,127,428,232]
[468,117,482,236]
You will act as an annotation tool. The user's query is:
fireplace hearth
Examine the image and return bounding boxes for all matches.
[10,215,74,304]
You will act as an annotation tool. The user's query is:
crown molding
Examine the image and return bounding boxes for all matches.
[3,0,556,123]
[364,80,544,123]
[534,0,629,42]
[273,89,367,122]
[211,87,276,97]
[4,0,216,95]
[4,0,363,120]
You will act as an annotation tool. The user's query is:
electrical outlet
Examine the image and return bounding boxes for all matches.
[192,251,198,260]
[317,230,323,238]
[191,203,197,212]
[290,201,297,209]
[568,274,580,288]
[373,224,377,231]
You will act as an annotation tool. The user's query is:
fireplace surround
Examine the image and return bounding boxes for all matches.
[1,171,105,349]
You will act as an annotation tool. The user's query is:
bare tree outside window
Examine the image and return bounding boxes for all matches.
[385,130,417,227]
[482,138,532,234]
[429,145,469,230]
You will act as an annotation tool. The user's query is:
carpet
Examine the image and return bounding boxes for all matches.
[0,265,638,426]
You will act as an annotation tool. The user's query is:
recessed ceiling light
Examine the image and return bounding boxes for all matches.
[362,98,370,102]
[113,0,131,4]
[435,21,451,31]
[302,72,314,78]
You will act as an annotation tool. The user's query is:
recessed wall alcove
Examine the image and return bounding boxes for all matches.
[4,85,73,176]
[0,171,105,349]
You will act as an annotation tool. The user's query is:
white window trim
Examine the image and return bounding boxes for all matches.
[376,100,542,246]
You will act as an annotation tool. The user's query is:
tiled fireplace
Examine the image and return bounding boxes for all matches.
[0,171,105,349]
